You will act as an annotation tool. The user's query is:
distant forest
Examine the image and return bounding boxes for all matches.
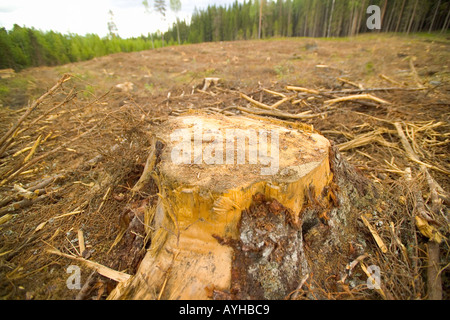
[1,0,449,71]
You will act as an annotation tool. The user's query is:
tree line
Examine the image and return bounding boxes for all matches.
[1,0,449,71]
[0,25,177,71]
[178,0,450,43]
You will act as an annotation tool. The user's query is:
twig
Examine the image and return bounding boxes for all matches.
[78,229,86,257]
[389,222,410,266]
[425,162,444,300]
[240,93,274,110]
[132,135,158,193]
[291,274,310,299]
[360,215,388,254]
[0,122,99,187]
[25,173,66,191]
[76,271,97,300]
[269,96,293,109]
[263,88,286,98]
[323,87,425,94]
[427,242,442,300]
[23,135,42,163]
[286,85,380,108]
[337,77,364,89]
[0,193,50,217]
[394,122,450,175]
[360,262,388,300]
[285,86,320,95]
[26,89,76,129]
[379,74,404,87]
[47,248,131,283]
[0,74,71,157]
[235,105,326,120]
[409,57,424,88]
[325,94,391,105]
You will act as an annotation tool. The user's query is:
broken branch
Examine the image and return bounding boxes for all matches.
[47,248,131,283]
[240,93,274,110]
[325,94,391,105]
[0,74,71,157]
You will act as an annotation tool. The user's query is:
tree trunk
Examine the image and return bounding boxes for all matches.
[107,114,378,300]
[385,0,396,32]
[395,0,406,33]
[259,0,263,39]
[348,1,354,36]
[323,0,330,37]
[407,0,419,35]
[380,0,388,32]
[327,0,335,37]
[356,0,367,35]
[441,6,450,33]
[149,33,155,50]
[176,18,181,45]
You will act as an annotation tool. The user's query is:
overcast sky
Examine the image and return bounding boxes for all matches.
[0,0,243,38]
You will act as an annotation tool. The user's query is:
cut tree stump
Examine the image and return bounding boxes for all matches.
[108,114,373,300]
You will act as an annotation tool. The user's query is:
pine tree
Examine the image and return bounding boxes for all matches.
[170,0,182,45]
[107,10,119,39]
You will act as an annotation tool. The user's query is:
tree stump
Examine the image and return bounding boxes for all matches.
[108,114,371,300]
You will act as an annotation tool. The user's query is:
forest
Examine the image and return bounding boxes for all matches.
[1,0,449,71]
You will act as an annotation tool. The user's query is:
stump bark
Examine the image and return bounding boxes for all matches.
[108,114,372,300]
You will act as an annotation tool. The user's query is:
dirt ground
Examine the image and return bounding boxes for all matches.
[0,34,449,300]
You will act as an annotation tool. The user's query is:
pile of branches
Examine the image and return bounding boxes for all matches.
[0,71,449,300]
[0,74,156,299]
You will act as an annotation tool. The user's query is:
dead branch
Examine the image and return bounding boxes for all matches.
[425,163,444,300]
[323,87,425,95]
[0,193,49,217]
[427,242,442,300]
[132,135,158,193]
[26,89,76,129]
[394,122,450,176]
[325,94,391,105]
[47,248,131,283]
[360,215,388,254]
[379,74,404,87]
[240,93,274,110]
[409,57,424,89]
[285,86,320,95]
[25,173,66,191]
[76,271,98,300]
[337,77,364,89]
[0,74,71,157]
[337,128,397,152]
[286,85,381,108]
[263,88,286,98]
[0,122,99,187]
[269,96,294,109]
[235,105,326,120]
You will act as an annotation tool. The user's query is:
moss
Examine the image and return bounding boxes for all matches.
[274,62,294,79]
[83,85,95,98]
[365,61,375,75]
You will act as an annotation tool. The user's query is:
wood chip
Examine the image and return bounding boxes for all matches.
[360,215,388,254]
[47,248,131,283]
[78,229,86,256]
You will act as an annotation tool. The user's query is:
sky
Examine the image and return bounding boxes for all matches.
[0,0,243,38]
